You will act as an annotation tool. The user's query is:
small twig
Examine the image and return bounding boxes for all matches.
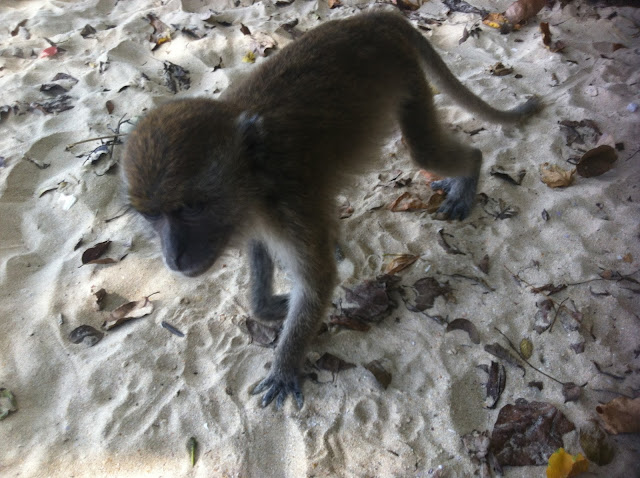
[494,327,564,385]
[548,297,569,333]
[66,133,127,150]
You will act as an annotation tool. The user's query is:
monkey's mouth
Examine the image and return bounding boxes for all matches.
[164,251,219,278]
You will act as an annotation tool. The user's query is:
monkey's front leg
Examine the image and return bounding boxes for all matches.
[252,241,336,410]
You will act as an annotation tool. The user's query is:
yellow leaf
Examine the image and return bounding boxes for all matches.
[546,448,589,478]
[539,162,575,188]
[383,254,419,275]
[483,12,510,29]
[242,51,256,63]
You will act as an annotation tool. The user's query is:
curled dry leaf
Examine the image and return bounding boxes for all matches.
[80,24,97,38]
[485,343,525,375]
[163,61,190,94]
[102,293,156,330]
[365,360,392,389]
[389,191,430,212]
[93,288,107,311]
[437,229,465,255]
[383,254,419,275]
[0,388,18,420]
[576,145,617,178]
[484,361,506,409]
[596,396,640,434]
[249,32,277,57]
[425,192,445,213]
[489,399,575,466]
[562,382,582,403]
[534,298,554,333]
[328,0,341,8]
[546,448,588,478]
[489,166,526,185]
[106,100,114,114]
[404,277,452,312]
[446,318,480,344]
[81,240,111,264]
[246,318,279,346]
[69,325,104,346]
[316,352,356,374]
[539,162,575,188]
[504,0,546,25]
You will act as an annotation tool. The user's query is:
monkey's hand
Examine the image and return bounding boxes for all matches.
[432,176,478,221]
[252,368,304,410]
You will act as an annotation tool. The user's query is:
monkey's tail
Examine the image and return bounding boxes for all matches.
[412,29,541,124]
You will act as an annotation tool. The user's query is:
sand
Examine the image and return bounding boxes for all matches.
[1,0,639,476]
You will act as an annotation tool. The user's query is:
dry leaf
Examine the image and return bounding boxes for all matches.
[540,22,566,53]
[483,361,506,409]
[489,62,514,76]
[147,13,171,49]
[519,338,533,359]
[81,240,111,264]
[249,32,276,57]
[102,293,156,330]
[576,145,617,178]
[328,0,342,7]
[446,318,480,344]
[383,254,419,275]
[392,0,421,11]
[419,170,443,183]
[365,360,392,389]
[483,13,511,30]
[106,100,114,114]
[242,51,256,63]
[596,396,640,434]
[246,318,279,346]
[539,163,575,188]
[622,253,633,263]
[389,191,429,212]
[490,399,575,466]
[341,275,399,323]
[328,315,370,332]
[579,422,615,466]
[0,388,18,420]
[68,325,104,346]
[505,0,546,25]
[546,448,588,478]
[316,353,356,374]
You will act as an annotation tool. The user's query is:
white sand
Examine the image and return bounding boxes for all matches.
[1,0,639,476]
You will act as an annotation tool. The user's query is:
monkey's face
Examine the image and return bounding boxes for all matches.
[122,100,248,277]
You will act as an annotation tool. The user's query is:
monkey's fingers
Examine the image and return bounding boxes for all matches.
[432,177,476,220]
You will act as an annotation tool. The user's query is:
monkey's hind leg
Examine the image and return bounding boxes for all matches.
[249,240,289,323]
[399,78,482,220]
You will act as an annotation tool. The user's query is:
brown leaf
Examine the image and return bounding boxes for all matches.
[80,24,97,38]
[596,397,640,434]
[147,13,171,49]
[93,288,107,311]
[389,191,430,212]
[540,22,566,53]
[11,19,28,36]
[328,315,370,332]
[364,360,392,389]
[102,294,156,330]
[489,399,575,466]
[328,0,342,8]
[504,0,546,25]
[576,145,617,178]
[246,318,279,346]
[425,192,445,213]
[622,253,633,263]
[68,325,104,346]
[383,254,419,275]
[489,62,514,76]
[81,240,111,264]
[404,277,451,312]
[530,283,567,295]
[239,23,251,35]
[106,100,114,114]
[392,0,420,11]
[446,318,480,344]
[341,275,399,322]
[316,353,356,374]
[579,421,615,466]
[539,162,575,188]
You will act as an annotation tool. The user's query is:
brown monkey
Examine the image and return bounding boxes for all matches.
[122,11,539,409]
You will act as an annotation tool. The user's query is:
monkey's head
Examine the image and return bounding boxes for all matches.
[122,99,259,277]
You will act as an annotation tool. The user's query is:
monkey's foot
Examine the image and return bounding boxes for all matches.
[431,176,478,220]
[252,372,304,410]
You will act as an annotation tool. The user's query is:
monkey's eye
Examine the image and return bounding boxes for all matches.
[180,202,206,218]
[141,211,162,221]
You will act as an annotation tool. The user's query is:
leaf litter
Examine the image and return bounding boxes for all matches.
[101,292,158,330]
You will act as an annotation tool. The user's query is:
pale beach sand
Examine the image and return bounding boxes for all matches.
[1,0,639,477]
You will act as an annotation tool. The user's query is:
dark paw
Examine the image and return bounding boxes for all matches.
[431,177,477,221]
[252,372,304,410]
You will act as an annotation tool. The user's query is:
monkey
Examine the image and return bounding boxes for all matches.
[122,11,540,410]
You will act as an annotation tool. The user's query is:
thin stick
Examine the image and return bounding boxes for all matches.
[66,134,127,150]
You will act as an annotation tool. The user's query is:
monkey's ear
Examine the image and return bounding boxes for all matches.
[236,112,264,159]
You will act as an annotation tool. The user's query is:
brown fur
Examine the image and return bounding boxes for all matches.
[122,11,538,409]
